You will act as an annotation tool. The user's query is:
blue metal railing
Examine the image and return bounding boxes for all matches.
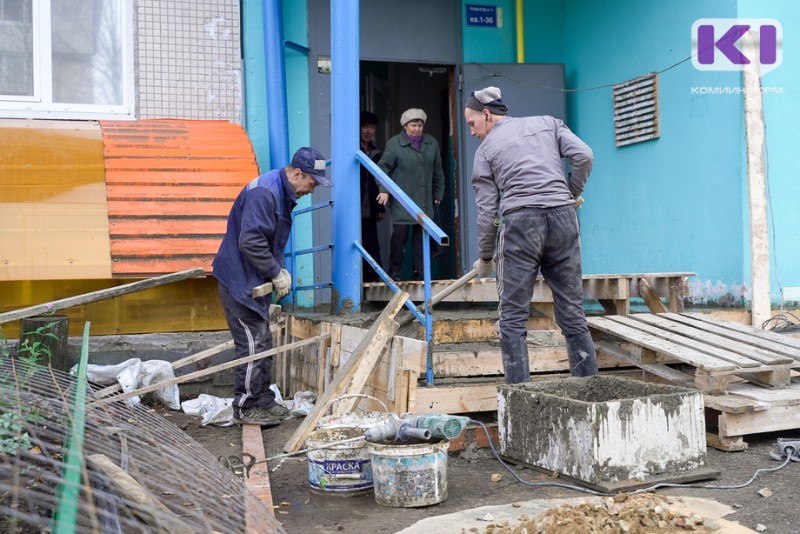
[286,191,333,309]
[355,150,448,385]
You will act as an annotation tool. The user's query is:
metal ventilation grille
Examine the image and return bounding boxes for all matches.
[613,73,660,147]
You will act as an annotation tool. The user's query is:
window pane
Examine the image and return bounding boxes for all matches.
[0,0,34,96]
[51,0,123,105]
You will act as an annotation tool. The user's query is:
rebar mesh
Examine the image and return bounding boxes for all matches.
[0,357,284,533]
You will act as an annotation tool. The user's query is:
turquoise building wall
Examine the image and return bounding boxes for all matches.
[242,0,314,307]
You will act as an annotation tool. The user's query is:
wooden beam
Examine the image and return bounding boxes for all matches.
[594,341,694,386]
[88,335,329,408]
[743,54,770,328]
[86,454,195,534]
[0,268,205,325]
[91,340,235,399]
[282,291,408,452]
[637,278,668,313]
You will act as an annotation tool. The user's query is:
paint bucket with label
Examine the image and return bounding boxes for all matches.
[367,438,449,507]
[305,427,372,496]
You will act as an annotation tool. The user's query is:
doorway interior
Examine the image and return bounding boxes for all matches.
[360,60,458,281]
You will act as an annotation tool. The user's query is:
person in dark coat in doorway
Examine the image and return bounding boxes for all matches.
[376,108,444,281]
[359,111,385,282]
[212,147,332,426]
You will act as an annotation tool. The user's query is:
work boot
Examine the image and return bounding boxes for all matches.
[234,404,290,427]
[565,332,599,377]
[499,335,530,384]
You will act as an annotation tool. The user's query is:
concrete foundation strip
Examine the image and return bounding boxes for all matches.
[87,334,330,408]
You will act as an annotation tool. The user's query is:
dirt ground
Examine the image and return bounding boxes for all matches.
[162,409,800,534]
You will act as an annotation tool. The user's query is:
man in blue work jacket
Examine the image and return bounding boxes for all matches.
[212,147,331,426]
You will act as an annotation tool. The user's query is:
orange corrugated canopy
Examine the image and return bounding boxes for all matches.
[101,120,260,277]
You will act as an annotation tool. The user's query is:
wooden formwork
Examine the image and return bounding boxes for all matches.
[277,316,427,415]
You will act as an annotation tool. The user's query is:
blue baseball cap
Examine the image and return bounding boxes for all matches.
[291,147,332,187]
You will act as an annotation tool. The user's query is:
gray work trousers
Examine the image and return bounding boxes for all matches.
[496,204,589,340]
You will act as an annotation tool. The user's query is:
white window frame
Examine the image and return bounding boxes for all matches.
[0,0,135,120]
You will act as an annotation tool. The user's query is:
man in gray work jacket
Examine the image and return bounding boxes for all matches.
[212,147,331,425]
[464,86,598,383]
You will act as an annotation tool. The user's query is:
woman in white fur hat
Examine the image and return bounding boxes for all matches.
[376,108,445,281]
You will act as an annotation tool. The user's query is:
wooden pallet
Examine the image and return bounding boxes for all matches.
[589,313,800,394]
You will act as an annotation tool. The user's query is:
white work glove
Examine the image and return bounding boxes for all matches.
[473,258,495,277]
[574,195,585,210]
[272,269,292,299]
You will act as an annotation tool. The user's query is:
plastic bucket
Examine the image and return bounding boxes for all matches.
[305,427,372,496]
[367,439,449,507]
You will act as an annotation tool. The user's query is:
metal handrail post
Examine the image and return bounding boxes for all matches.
[423,230,433,385]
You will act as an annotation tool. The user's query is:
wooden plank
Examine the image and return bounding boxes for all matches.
[660,313,800,362]
[704,394,768,414]
[721,404,800,436]
[726,381,800,407]
[608,315,760,368]
[414,383,500,414]
[92,340,235,399]
[684,312,800,351]
[587,317,736,371]
[241,424,275,524]
[0,268,205,325]
[633,314,794,365]
[334,342,394,415]
[594,341,694,386]
[89,335,328,408]
[86,454,195,533]
[706,432,748,452]
[282,291,407,452]
[637,278,668,313]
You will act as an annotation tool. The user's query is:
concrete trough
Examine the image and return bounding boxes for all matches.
[498,376,710,489]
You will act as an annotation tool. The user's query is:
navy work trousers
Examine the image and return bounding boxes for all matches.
[218,283,275,418]
[496,204,589,340]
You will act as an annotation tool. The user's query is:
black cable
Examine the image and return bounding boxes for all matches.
[469,419,607,496]
[631,446,795,494]
[470,420,797,496]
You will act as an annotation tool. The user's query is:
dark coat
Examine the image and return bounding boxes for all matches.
[377,133,444,225]
[360,141,384,219]
[212,168,296,318]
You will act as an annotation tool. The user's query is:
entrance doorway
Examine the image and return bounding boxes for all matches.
[360,60,457,281]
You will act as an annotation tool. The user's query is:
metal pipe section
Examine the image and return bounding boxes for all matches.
[423,234,433,384]
[331,0,362,313]
[516,0,525,63]
[262,0,290,167]
[263,0,295,301]
[353,241,424,324]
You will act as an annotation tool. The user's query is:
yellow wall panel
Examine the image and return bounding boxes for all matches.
[0,120,112,281]
[0,277,228,338]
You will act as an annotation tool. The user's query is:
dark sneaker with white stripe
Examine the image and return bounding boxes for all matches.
[233,406,285,426]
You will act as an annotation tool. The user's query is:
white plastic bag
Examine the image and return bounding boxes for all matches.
[81,358,179,410]
[181,394,234,426]
[138,360,180,410]
[83,358,143,408]
[289,391,316,417]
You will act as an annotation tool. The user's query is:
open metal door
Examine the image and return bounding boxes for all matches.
[457,63,566,273]
[365,73,393,149]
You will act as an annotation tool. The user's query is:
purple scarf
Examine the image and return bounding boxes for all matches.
[405,132,423,150]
